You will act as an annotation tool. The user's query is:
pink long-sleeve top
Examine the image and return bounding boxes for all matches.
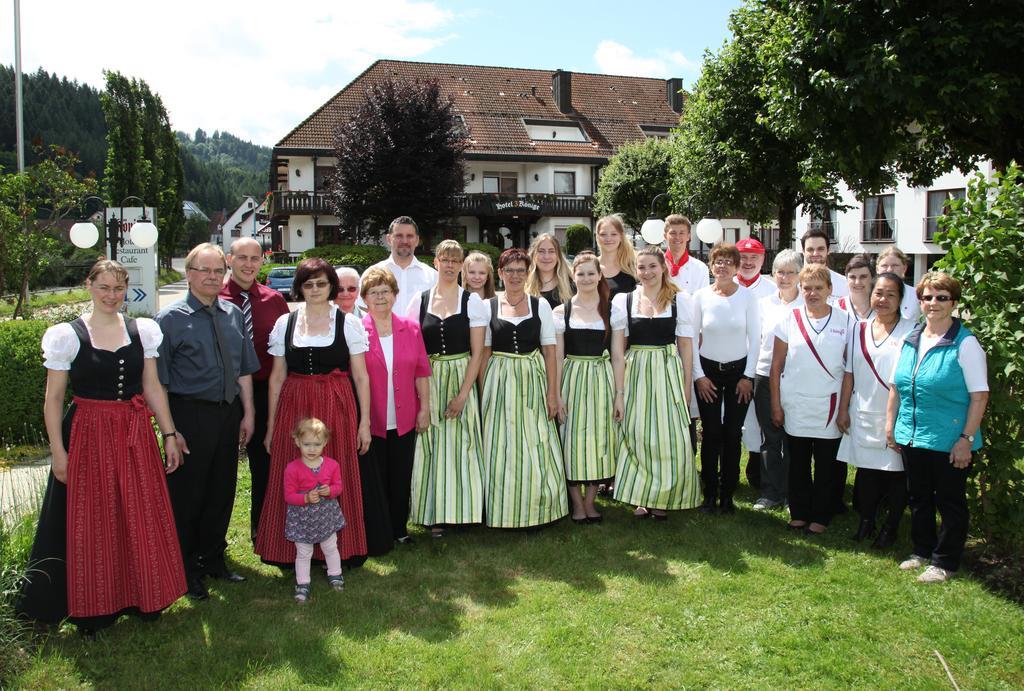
[283,456,344,506]
[361,313,432,438]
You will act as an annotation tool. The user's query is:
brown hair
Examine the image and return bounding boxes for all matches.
[845,253,874,276]
[359,266,399,298]
[571,252,611,336]
[526,233,573,304]
[463,251,496,299]
[876,246,909,270]
[709,242,741,267]
[798,263,832,288]
[498,247,530,271]
[294,257,340,301]
[595,214,637,278]
[434,239,464,262]
[664,214,692,231]
[292,417,330,443]
[916,271,961,301]
[636,246,679,312]
[86,258,128,285]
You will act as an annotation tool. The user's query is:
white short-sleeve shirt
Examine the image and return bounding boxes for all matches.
[552,301,627,334]
[42,317,163,370]
[887,331,989,393]
[405,287,489,328]
[268,304,369,356]
[483,295,556,347]
[612,290,694,339]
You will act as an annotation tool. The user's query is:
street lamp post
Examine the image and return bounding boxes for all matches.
[69,195,159,255]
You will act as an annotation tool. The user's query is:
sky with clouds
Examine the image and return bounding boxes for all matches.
[2,0,740,147]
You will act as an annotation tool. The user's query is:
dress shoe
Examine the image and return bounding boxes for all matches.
[719,498,736,514]
[187,577,209,600]
[871,524,897,549]
[851,519,876,542]
[698,498,717,514]
[208,569,246,583]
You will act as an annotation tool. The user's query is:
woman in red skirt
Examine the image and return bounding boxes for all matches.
[16,259,186,636]
[256,258,383,567]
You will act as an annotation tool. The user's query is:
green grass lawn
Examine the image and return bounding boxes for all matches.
[13,467,1024,688]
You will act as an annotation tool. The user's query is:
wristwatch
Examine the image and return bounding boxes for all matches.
[959,433,975,443]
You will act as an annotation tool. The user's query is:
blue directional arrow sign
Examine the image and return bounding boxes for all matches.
[132,288,146,302]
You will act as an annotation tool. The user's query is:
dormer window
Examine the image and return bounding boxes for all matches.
[640,124,673,139]
[523,118,587,142]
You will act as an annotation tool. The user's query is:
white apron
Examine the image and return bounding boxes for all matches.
[779,307,850,439]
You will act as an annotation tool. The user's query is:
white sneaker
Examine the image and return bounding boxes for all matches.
[899,555,928,571]
[917,565,954,584]
[752,498,780,511]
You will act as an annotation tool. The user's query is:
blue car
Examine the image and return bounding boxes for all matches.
[265,265,297,301]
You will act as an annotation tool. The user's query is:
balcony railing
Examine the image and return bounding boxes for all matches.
[807,221,837,241]
[923,216,944,242]
[269,190,331,218]
[455,193,593,218]
[861,219,897,242]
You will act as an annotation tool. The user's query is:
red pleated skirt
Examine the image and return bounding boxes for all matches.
[255,370,367,562]
[65,395,186,617]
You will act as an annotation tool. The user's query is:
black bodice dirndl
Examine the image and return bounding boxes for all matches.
[67,317,144,400]
[284,309,350,374]
[419,289,471,356]
[626,292,677,346]
[605,272,637,299]
[562,300,610,357]
[489,295,542,354]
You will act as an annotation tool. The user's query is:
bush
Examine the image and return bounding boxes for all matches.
[302,244,389,266]
[564,224,593,255]
[461,242,501,265]
[0,320,49,444]
[935,163,1024,552]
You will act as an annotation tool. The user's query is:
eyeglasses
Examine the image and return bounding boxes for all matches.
[775,270,797,278]
[302,280,330,290]
[338,286,358,293]
[920,294,953,303]
[366,289,393,299]
[190,266,226,277]
[713,260,735,267]
[502,268,528,276]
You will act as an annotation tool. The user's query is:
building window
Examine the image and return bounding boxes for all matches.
[925,188,966,241]
[809,207,839,240]
[639,124,672,139]
[314,166,333,192]
[553,171,576,196]
[315,225,342,246]
[483,171,517,195]
[523,118,588,142]
[862,194,896,241]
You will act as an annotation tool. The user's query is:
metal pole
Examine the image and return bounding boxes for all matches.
[13,0,26,172]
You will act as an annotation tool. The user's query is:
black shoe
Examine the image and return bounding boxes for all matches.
[187,577,209,600]
[719,498,736,514]
[698,498,717,514]
[851,519,876,542]
[871,525,898,549]
[208,570,246,583]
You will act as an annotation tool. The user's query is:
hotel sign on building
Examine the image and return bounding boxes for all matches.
[267,60,685,254]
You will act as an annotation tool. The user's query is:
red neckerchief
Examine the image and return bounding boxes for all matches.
[665,249,689,277]
[737,273,759,288]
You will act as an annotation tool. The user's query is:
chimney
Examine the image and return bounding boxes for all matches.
[666,77,683,113]
[552,69,572,114]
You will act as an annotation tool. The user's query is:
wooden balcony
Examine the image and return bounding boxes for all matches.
[269,190,332,218]
[455,193,593,218]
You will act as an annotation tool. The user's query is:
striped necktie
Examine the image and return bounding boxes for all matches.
[240,290,254,341]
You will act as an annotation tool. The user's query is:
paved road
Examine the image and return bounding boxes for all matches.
[0,460,48,527]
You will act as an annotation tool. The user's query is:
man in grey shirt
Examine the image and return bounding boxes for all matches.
[157,243,259,601]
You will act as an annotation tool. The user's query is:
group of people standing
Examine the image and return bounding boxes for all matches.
[17,214,989,635]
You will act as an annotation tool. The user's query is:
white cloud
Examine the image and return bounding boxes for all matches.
[593,40,699,79]
[2,0,456,146]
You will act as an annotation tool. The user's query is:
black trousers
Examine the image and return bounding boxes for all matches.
[787,434,841,525]
[368,429,417,541]
[854,467,907,528]
[245,379,271,538]
[903,446,970,571]
[695,358,750,502]
[753,375,788,502]
[167,396,242,579]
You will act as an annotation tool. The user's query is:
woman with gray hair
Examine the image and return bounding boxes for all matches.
[334,266,363,318]
[751,249,803,511]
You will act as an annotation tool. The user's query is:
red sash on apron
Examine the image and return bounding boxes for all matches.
[859,322,889,390]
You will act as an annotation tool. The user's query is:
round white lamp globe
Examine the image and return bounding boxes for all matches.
[69,222,99,249]
[129,220,159,248]
[695,217,724,244]
[639,217,666,245]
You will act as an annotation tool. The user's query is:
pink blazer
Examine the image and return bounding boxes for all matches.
[361,313,432,438]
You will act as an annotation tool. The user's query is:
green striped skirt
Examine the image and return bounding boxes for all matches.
[560,352,619,482]
[614,344,701,510]
[410,353,485,526]
[481,349,568,528]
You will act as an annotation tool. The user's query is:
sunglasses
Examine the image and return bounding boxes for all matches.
[302,280,330,290]
[920,295,953,303]
[338,286,358,293]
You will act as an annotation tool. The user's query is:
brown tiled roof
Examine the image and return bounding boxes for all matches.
[275,60,685,161]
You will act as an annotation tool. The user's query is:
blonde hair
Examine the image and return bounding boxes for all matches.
[664,214,692,231]
[798,263,832,288]
[636,246,679,312]
[292,417,330,443]
[434,239,464,262]
[185,242,226,271]
[876,246,910,270]
[595,214,637,278]
[525,233,574,304]
[360,266,399,298]
[86,258,128,285]
[463,251,496,299]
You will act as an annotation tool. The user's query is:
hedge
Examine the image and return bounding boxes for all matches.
[565,224,593,255]
[461,242,501,265]
[0,320,49,444]
[301,244,389,266]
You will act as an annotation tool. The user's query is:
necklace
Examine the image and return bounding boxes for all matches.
[505,293,527,308]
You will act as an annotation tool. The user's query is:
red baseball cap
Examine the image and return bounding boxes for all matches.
[736,237,765,254]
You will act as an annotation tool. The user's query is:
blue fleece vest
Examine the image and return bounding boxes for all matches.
[892,319,982,452]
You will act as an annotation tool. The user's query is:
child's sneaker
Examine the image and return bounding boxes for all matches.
[328,574,345,592]
[294,583,311,603]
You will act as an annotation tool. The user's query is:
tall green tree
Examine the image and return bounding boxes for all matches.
[329,79,467,245]
[0,145,95,317]
[593,137,675,233]
[671,5,838,248]
[756,0,1024,195]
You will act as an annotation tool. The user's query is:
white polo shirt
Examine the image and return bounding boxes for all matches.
[362,256,438,315]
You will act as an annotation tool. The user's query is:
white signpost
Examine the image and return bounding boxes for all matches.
[110,207,159,316]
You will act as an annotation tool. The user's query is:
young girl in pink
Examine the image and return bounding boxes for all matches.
[284,417,346,603]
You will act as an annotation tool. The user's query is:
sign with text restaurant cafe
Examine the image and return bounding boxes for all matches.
[110,207,158,316]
